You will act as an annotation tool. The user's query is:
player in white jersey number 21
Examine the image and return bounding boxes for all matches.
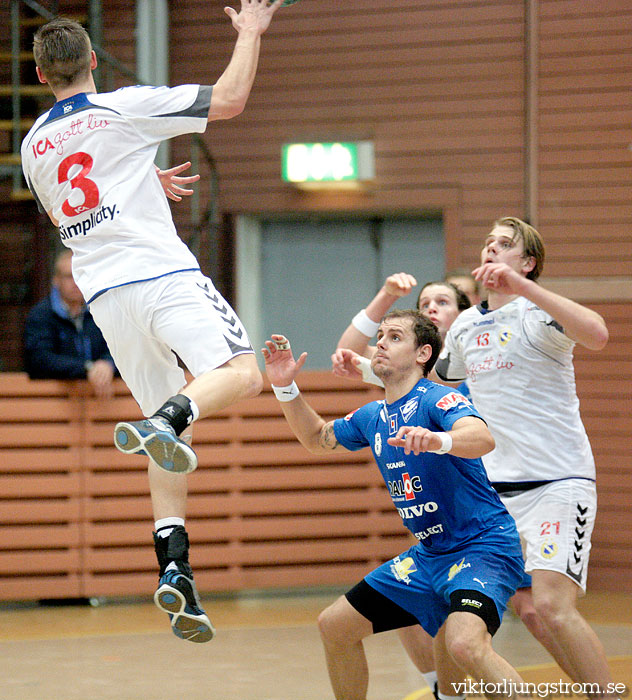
[436,217,616,696]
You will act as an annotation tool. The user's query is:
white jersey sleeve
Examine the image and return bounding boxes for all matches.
[97,84,212,143]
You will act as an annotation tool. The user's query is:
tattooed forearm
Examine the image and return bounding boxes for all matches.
[320,422,341,451]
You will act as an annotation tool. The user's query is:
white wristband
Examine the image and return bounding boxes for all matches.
[351,309,380,337]
[272,381,300,402]
[429,432,453,454]
[355,355,385,387]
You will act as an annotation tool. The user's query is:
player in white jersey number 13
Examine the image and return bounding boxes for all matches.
[21,1,286,644]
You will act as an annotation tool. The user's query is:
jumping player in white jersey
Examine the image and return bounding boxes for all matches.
[436,217,616,694]
[21,1,284,643]
[263,314,528,699]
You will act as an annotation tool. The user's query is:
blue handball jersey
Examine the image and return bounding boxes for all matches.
[333,378,518,554]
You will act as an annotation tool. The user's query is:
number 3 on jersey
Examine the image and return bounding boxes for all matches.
[58,152,99,216]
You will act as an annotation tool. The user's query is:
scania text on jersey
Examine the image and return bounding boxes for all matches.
[59,204,119,240]
[396,501,438,519]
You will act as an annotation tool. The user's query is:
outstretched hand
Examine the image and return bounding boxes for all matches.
[155,161,200,202]
[331,347,365,381]
[262,334,308,387]
[225,0,284,35]
[472,262,529,296]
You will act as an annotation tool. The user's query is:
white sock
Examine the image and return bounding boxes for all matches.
[188,397,200,422]
[438,694,465,700]
[422,672,438,692]
[154,516,185,538]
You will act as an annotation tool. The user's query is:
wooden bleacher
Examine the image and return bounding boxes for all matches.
[0,372,407,601]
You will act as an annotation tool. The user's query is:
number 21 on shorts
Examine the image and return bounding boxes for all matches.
[540,521,560,536]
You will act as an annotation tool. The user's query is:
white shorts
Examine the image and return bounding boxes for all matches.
[90,270,254,416]
[500,478,597,592]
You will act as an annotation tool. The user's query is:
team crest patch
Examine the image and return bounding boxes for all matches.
[448,557,471,581]
[390,556,417,584]
[388,413,398,435]
[400,398,419,423]
[541,541,558,559]
[499,328,512,346]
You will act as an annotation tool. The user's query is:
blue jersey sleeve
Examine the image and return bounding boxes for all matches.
[333,402,380,451]
[427,387,483,431]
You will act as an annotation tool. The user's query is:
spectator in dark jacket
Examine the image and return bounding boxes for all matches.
[24,250,116,398]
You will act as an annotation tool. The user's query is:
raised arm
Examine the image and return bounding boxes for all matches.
[262,334,344,455]
[208,0,284,121]
[335,273,417,357]
[474,263,609,351]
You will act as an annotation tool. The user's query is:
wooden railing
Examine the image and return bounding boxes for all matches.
[0,372,408,601]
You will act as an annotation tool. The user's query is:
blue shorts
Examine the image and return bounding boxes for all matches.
[364,539,524,637]
[518,569,532,589]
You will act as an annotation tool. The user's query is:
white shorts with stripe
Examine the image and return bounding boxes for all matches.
[500,478,597,592]
[90,270,253,416]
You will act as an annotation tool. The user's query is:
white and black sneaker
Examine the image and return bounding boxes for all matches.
[114,417,197,474]
[154,570,215,643]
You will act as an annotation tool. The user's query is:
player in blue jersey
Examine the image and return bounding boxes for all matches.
[332,273,580,697]
[262,310,526,699]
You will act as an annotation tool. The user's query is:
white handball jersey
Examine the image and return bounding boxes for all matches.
[21,84,212,302]
[436,296,595,484]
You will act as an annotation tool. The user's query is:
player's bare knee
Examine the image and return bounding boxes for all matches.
[532,592,571,632]
[230,356,263,399]
[317,599,361,648]
[518,604,542,633]
[446,628,488,672]
[236,368,262,401]
[512,591,540,629]
[246,365,264,398]
[317,605,344,646]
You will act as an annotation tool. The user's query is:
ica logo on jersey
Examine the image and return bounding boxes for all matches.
[31,116,110,159]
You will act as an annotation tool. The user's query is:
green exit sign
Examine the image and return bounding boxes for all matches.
[282,141,374,187]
